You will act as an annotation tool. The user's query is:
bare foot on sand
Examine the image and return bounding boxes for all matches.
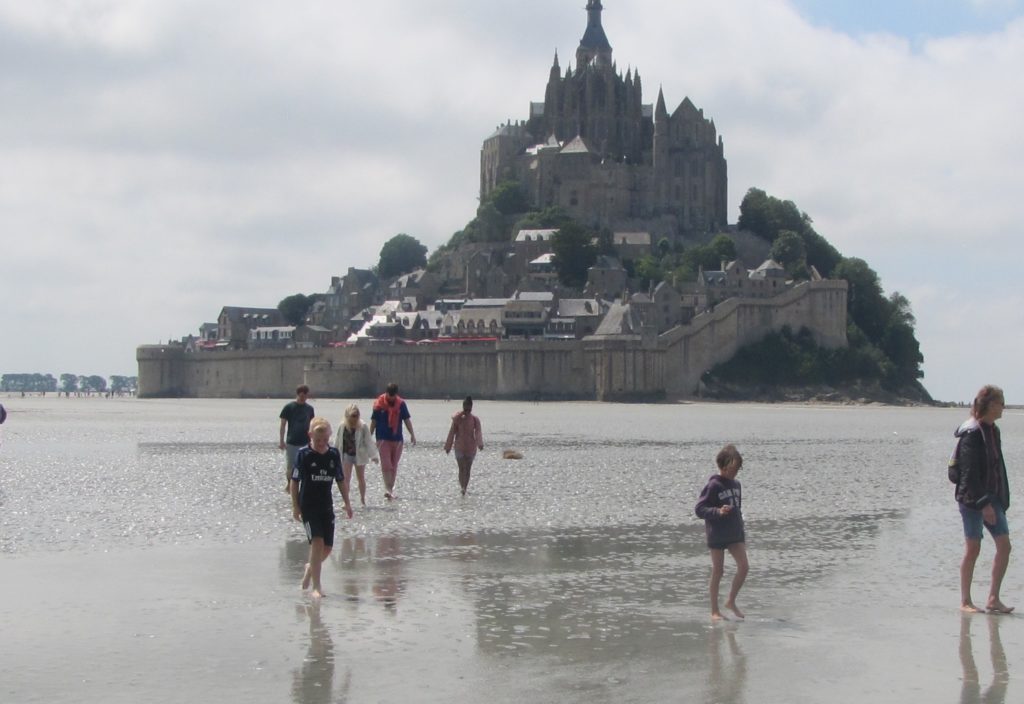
[301,563,311,590]
[987,600,1015,615]
[725,602,745,620]
[711,612,726,622]
[311,588,324,599]
[961,602,984,613]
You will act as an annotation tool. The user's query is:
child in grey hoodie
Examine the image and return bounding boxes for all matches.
[695,444,749,621]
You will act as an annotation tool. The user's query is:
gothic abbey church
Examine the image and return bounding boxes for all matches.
[480,1,728,237]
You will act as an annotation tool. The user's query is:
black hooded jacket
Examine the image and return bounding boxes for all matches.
[955,418,1010,510]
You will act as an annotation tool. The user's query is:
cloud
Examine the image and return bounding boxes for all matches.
[0,0,1021,402]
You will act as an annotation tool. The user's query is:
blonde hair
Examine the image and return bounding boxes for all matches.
[343,403,361,421]
[309,416,331,436]
[716,443,743,471]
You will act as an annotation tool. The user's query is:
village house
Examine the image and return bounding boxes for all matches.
[547,298,606,339]
[249,325,295,349]
[322,268,380,330]
[586,255,628,300]
[217,306,285,349]
[610,231,652,264]
[387,269,441,309]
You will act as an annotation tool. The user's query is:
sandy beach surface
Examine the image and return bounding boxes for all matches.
[1,397,1020,703]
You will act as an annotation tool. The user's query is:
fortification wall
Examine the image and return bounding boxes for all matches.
[137,281,846,400]
[660,279,847,395]
[139,347,319,398]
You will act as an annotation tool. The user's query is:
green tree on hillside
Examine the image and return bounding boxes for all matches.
[278,293,315,327]
[709,233,737,262]
[770,230,806,267]
[512,205,574,234]
[634,254,664,289]
[551,221,598,288]
[377,233,428,279]
[832,258,890,341]
[738,188,841,276]
[737,188,806,241]
[488,180,530,216]
[670,236,737,283]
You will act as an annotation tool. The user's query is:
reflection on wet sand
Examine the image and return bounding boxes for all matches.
[370,535,405,613]
[429,516,887,662]
[708,624,746,704]
[276,512,900,699]
[291,601,351,704]
[959,614,1009,704]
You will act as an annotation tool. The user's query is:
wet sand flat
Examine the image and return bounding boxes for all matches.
[0,397,1021,702]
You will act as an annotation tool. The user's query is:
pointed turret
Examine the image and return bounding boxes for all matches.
[576,0,613,68]
[545,50,563,126]
[653,86,670,177]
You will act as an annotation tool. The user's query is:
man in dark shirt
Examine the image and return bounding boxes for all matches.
[279,385,315,492]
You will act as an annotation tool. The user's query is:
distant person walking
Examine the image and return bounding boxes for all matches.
[955,384,1013,614]
[335,403,378,507]
[695,444,749,621]
[445,396,484,496]
[280,385,315,493]
[370,383,416,500]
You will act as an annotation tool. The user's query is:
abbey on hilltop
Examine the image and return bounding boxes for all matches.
[481,0,728,236]
[137,1,851,402]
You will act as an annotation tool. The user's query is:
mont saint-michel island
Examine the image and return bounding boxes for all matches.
[137,1,929,404]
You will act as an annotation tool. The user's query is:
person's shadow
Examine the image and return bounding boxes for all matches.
[959,613,1009,704]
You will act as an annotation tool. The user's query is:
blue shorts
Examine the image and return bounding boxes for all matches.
[959,501,1009,541]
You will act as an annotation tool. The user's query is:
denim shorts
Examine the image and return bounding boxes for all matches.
[284,443,303,472]
[959,500,1009,540]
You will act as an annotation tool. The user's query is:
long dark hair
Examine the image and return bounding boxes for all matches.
[972,384,1004,420]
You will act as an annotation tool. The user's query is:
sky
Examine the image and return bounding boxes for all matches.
[1,0,1022,404]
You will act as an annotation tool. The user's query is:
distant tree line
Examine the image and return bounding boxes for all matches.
[1,373,138,394]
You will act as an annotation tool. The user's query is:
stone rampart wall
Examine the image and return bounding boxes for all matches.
[138,280,846,400]
[660,280,847,395]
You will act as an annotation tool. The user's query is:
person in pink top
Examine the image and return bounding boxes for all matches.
[444,396,484,496]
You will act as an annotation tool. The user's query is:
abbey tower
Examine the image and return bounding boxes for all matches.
[480,1,728,237]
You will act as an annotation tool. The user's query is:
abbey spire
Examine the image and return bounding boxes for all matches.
[576,0,613,68]
[480,1,728,235]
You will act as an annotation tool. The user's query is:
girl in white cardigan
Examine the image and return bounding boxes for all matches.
[335,403,379,507]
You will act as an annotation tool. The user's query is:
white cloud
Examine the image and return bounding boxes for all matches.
[1,0,1021,402]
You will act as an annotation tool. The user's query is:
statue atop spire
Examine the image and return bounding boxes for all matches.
[576,0,612,68]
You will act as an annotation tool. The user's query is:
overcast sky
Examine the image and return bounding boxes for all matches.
[1,0,1021,403]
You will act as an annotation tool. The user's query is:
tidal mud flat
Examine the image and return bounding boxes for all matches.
[1,398,1020,703]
